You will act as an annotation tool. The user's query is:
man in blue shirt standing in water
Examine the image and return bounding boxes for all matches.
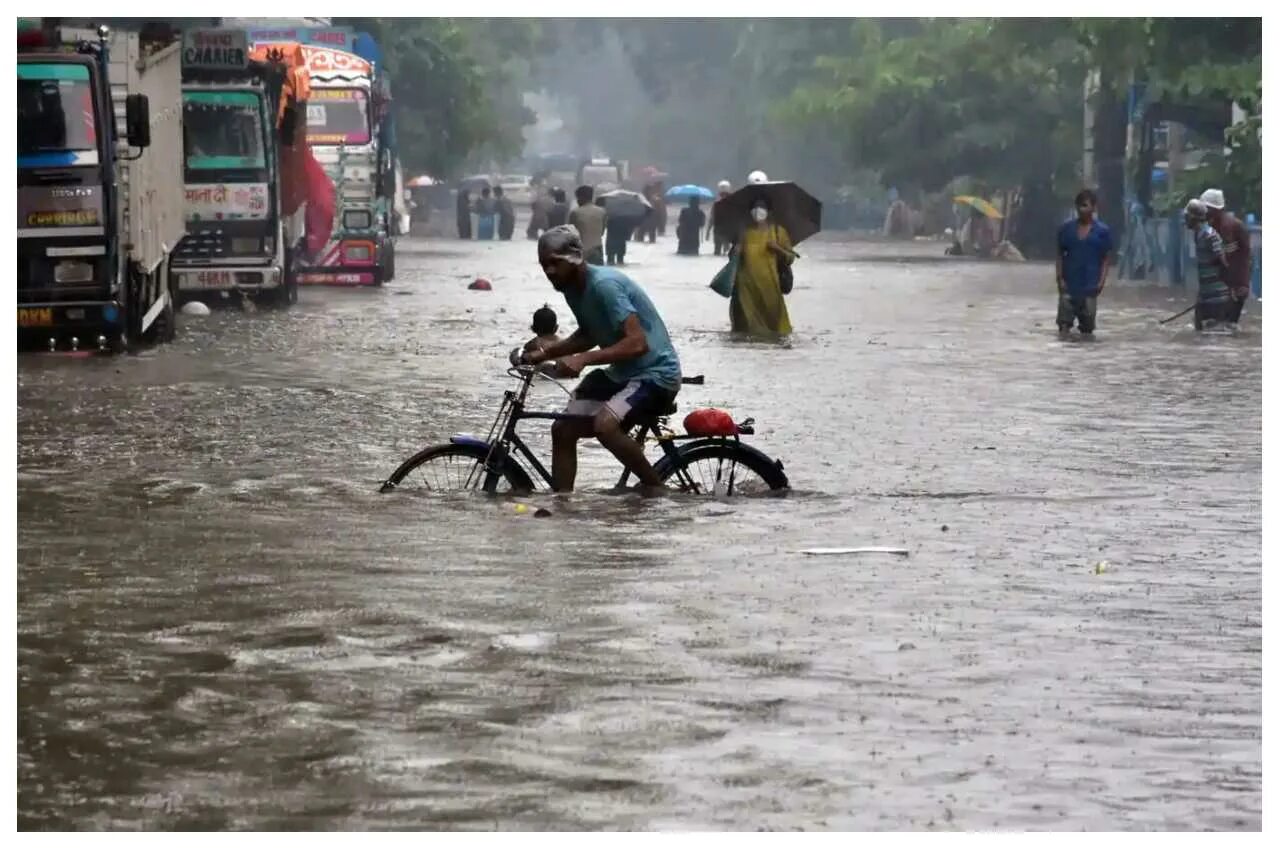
[523,225,682,493]
[1055,189,1113,336]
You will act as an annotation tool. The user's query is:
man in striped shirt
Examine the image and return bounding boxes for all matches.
[1184,199,1231,330]
[1200,188,1253,326]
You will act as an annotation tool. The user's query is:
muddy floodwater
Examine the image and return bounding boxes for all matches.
[17,236,1261,830]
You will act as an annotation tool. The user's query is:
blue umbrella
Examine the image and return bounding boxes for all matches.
[666,184,715,201]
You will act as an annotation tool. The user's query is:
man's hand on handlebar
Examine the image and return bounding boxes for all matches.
[520,345,547,366]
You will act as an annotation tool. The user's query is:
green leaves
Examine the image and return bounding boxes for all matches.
[338,17,541,177]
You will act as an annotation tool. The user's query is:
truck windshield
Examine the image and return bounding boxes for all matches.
[183,91,266,171]
[17,63,98,163]
[306,88,370,145]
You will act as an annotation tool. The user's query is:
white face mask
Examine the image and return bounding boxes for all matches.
[751,207,768,223]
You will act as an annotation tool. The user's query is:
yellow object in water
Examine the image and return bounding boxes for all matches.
[730,224,793,335]
[1095,560,1109,574]
[514,503,528,514]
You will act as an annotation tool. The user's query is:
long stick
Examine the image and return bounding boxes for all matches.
[1159,304,1196,325]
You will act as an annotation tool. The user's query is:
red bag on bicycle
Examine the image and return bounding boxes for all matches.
[683,408,739,437]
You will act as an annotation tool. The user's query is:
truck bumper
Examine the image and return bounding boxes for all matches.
[173,264,284,294]
[295,268,378,286]
[296,235,385,286]
[17,299,124,336]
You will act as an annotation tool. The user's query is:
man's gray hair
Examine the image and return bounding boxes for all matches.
[538,225,584,264]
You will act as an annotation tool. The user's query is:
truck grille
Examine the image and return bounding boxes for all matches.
[174,227,233,261]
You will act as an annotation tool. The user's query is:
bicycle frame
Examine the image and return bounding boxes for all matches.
[466,367,720,493]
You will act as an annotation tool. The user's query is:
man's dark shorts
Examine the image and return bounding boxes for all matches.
[564,369,678,430]
[1057,293,1098,333]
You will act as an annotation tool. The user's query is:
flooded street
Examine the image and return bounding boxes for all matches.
[17,235,1261,830]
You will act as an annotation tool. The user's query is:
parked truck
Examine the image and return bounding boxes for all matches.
[250,37,396,286]
[170,28,323,307]
[17,20,185,351]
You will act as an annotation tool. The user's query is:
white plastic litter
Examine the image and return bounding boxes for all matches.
[180,301,211,317]
[800,547,909,556]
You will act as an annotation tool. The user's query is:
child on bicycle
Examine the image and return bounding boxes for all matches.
[523,304,562,376]
[524,304,561,354]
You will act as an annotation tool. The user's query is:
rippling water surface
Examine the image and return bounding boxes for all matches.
[18,236,1261,829]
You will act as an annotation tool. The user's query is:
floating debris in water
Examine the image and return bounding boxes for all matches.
[800,547,909,556]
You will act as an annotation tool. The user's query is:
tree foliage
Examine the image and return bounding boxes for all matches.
[338,18,540,177]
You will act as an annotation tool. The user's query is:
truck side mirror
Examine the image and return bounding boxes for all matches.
[280,104,300,147]
[125,94,150,148]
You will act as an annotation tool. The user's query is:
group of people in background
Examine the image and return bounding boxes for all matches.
[1056,186,1252,336]
[455,186,517,241]
[524,184,654,267]
[450,169,800,338]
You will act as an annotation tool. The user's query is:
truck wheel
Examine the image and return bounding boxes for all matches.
[109,330,130,355]
[266,251,299,308]
[141,259,176,345]
[383,241,396,282]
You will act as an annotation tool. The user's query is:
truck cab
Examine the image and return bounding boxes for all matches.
[17,20,183,352]
[578,157,628,193]
[171,29,296,306]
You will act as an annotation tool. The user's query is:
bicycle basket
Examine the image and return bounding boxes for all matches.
[683,408,739,437]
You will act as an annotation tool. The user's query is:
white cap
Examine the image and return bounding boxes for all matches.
[1200,188,1226,210]
[747,170,768,184]
[717,180,731,192]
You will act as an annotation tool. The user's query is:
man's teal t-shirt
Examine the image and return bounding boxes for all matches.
[563,265,682,390]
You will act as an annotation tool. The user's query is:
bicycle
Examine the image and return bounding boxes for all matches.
[379,357,789,496]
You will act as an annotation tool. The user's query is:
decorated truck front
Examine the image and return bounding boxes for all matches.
[171,29,297,305]
[292,45,391,286]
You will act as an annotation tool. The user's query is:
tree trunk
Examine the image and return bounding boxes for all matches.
[1013,176,1059,260]
[1093,67,1128,250]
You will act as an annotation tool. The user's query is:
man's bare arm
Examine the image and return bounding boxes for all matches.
[572,314,648,368]
[528,328,593,362]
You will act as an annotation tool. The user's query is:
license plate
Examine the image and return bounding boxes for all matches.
[18,307,54,327]
[180,270,233,288]
[54,261,93,283]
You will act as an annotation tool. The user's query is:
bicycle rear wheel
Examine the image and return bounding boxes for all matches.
[656,441,789,495]
[380,443,534,493]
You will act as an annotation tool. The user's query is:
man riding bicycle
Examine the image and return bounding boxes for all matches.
[523,225,682,493]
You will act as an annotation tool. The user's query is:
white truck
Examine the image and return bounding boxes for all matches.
[17,21,185,352]
[170,28,303,307]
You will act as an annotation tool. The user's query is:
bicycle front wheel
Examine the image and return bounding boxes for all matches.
[380,443,534,494]
[656,441,789,496]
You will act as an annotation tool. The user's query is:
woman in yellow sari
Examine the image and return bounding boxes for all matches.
[730,198,797,335]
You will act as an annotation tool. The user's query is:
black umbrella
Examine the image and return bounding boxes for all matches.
[715,181,823,245]
[598,189,652,219]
